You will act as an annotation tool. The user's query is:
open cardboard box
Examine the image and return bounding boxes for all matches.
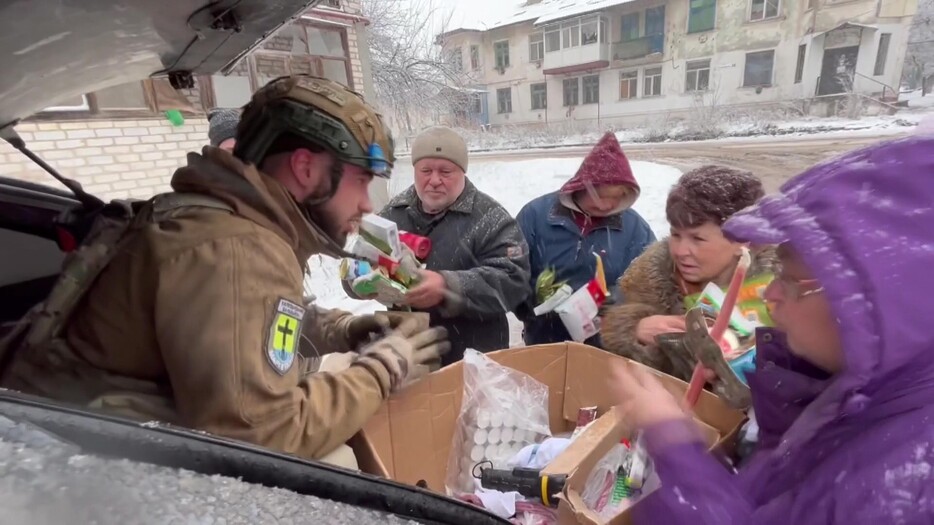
[353,342,746,498]
[541,408,721,525]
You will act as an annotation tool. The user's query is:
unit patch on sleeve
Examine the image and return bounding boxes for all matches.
[265,298,306,375]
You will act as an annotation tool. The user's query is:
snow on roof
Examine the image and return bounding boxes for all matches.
[487,0,637,30]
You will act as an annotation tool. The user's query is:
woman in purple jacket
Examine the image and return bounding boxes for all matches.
[612,134,934,524]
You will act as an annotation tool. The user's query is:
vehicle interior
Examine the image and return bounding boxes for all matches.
[0,1,506,522]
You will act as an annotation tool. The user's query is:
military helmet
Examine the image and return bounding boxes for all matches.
[234,75,395,178]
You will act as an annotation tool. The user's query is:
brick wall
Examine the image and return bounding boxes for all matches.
[0,118,209,201]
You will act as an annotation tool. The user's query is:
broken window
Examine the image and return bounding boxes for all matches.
[581,17,599,45]
[620,71,638,100]
[497,87,512,113]
[621,13,641,41]
[794,44,806,84]
[688,0,716,33]
[470,45,481,69]
[494,41,511,69]
[744,50,774,87]
[563,77,580,106]
[750,0,779,21]
[448,48,463,72]
[644,67,663,96]
[583,74,600,104]
[685,59,711,92]
[874,33,891,76]
[531,83,547,110]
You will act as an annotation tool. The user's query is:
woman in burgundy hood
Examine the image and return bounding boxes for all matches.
[516,132,655,346]
[612,135,934,524]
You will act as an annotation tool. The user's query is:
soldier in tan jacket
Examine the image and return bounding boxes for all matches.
[0,76,448,466]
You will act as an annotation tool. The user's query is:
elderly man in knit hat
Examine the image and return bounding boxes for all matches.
[207,108,240,151]
[516,131,655,346]
[348,126,531,365]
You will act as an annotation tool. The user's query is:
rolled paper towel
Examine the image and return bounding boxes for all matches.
[488,427,502,445]
[485,444,499,461]
[471,445,486,462]
[473,428,488,446]
[477,410,491,429]
[490,412,503,428]
[501,427,514,443]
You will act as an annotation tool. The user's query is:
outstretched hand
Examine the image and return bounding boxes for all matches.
[610,360,691,431]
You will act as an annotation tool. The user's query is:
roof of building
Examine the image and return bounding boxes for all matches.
[459,0,638,32]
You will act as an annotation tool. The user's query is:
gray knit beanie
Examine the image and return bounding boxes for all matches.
[411,126,468,172]
[666,165,765,228]
[207,108,241,147]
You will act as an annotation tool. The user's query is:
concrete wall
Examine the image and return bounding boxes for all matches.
[441,0,918,127]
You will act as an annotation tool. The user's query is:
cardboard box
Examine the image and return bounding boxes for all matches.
[354,342,745,496]
[541,409,721,525]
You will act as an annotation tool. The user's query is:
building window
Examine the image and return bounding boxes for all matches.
[581,18,599,45]
[531,83,548,110]
[794,44,806,84]
[749,0,779,21]
[563,78,580,106]
[497,88,512,113]
[619,71,638,100]
[874,33,891,76]
[545,29,561,52]
[40,80,166,118]
[644,67,663,96]
[582,74,600,104]
[470,45,481,70]
[685,59,711,92]
[530,33,545,62]
[494,41,510,69]
[324,0,341,6]
[688,0,717,34]
[448,48,463,72]
[562,23,581,49]
[645,6,666,36]
[621,13,641,41]
[744,50,774,87]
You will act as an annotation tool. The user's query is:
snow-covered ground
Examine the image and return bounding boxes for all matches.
[304,158,682,317]
[902,89,934,109]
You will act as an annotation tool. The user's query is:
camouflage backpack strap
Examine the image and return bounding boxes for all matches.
[0,192,233,378]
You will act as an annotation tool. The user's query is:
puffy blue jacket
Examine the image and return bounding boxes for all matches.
[516,191,655,346]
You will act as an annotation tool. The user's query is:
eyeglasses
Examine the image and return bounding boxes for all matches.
[772,276,825,301]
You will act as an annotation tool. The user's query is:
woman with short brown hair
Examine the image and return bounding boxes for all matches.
[600,165,777,381]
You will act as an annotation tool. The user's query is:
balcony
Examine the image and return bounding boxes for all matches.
[612,34,664,61]
[542,42,611,74]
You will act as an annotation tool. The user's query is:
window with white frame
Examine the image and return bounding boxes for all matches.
[494,41,510,69]
[530,33,545,62]
[497,87,512,113]
[581,18,599,45]
[545,29,560,52]
[743,50,774,87]
[750,0,779,21]
[561,23,580,49]
[563,78,580,106]
[470,45,481,70]
[685,59,711,92]
[644,66,663,96]
[619,71,638,99]
[41,81,164,118]
[582,74,600,104]
[531,83,547,110]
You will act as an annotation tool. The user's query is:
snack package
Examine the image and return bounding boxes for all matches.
[553,280,607,342]
[359,214,402,258]
[445,350,552,496]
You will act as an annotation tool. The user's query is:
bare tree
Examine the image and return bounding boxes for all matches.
[363,0,477,134]
[904,0,934,95]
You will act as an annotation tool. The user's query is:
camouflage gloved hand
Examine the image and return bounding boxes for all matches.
[343,312,410,351]
[355,318,450,393]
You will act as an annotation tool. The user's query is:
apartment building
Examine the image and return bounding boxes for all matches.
[440,0,919,128]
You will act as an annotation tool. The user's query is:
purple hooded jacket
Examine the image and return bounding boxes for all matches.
[633,135,934,524]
